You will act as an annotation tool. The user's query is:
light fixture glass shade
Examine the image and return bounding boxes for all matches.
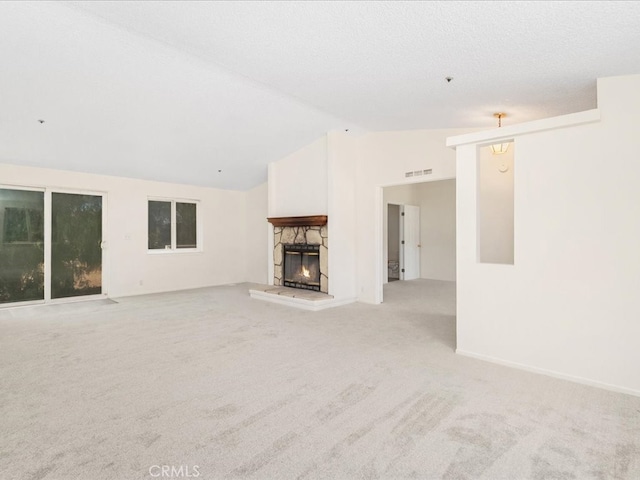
[490,143,510,155]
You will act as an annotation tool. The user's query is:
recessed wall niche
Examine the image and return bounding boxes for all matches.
[477,143,514,265]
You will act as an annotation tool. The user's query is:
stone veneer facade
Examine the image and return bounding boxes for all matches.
[273,225,328,293]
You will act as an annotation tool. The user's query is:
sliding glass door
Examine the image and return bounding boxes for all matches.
[0,187,104,305]
[51,193,103,299]
[0,188,45,304]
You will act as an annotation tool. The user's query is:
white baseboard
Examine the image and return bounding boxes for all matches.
[456,348,640,398]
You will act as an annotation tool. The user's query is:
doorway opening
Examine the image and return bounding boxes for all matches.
[387,204,401,282]
[381,180,456,300]
[386,203,421,282]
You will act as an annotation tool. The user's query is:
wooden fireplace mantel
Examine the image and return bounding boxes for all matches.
[267,215,328,227]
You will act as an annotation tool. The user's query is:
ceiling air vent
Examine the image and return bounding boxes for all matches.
[405,171,414,178]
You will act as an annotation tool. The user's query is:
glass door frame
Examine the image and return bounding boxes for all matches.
[0,184,46,308]
[0,184,108,307]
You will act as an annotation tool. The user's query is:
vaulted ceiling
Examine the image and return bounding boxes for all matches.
[1,1,639,190]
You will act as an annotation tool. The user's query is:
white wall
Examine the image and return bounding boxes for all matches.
[415,179,457,281]
[326,132,358,301]
[245,182,268,284]
[0,163,250,298]
[266,132,358,301]
[357,128,472,303]
[452,74,640,395]
[265,135,328,286]
[268,136,328,217]
[383,184,418,205]
[264,124,478,303]
[267,128,473,303]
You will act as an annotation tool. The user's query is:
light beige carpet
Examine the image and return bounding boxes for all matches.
[0,280,638,480]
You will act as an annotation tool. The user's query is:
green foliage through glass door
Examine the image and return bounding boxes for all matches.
[51,193,102,299]
[0,189,45,303]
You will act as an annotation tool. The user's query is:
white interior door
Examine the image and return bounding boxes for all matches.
[401,204,420,280]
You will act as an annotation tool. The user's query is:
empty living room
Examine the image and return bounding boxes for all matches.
[1,2,640,479]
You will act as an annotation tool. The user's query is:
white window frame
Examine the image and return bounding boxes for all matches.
[147,197,201,254]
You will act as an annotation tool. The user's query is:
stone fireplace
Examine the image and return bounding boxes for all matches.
[269,216,328,294]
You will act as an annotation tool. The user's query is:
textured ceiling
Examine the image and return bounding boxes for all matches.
[1,1,639,190]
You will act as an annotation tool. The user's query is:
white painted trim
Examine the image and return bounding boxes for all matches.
[380,175,457,190]
[101,191,109,296]
[147,249,202,255]
[0,294,108,311]
[44,190,52,301]
[47,293,109,305]
[374,186,383,304]
[249,289,356,311]
[0,184,45,192]
[456,349,640,398]
[446,109,601,149]
[0,299,45,309]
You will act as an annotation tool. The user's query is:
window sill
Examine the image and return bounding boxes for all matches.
[147,249,203,255]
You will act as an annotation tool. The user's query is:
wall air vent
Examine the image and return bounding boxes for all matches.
[406,168,432,178]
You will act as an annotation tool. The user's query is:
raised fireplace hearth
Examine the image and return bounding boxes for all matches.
[268,216,328,294]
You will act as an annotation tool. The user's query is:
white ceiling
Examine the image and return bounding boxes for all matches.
[1,1,639,190]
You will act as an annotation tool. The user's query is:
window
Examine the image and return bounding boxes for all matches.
[148,199,199,251]
[176,202,197,248]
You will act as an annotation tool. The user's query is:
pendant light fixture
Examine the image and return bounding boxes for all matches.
[491,113,510,155]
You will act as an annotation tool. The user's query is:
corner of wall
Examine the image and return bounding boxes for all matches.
[244,182,269,285]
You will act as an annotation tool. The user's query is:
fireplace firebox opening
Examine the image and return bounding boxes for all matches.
[283,244,321,291]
